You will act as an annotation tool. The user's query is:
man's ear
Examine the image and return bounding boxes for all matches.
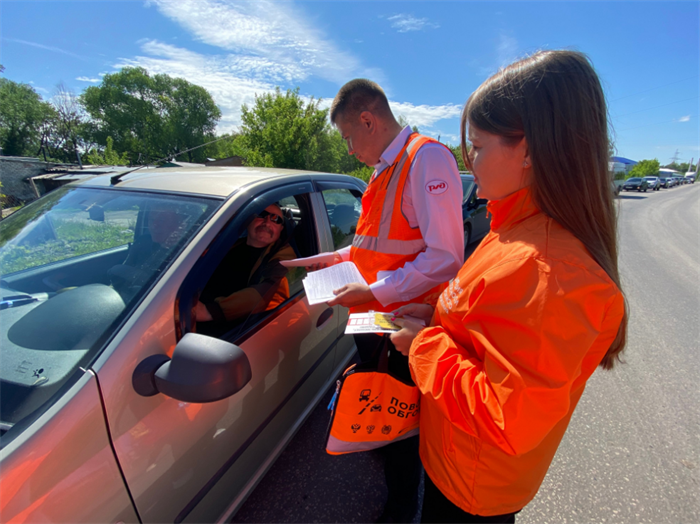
[359,111,375,133]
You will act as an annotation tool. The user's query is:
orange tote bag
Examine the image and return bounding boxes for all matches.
[326,338,420,455]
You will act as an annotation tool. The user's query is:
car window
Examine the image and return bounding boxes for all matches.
[0,187,219,440]
[320,188,362,250]
[187,190,317,342]
[461,178,475,202]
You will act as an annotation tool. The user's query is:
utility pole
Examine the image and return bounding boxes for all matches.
[670,149,681,165]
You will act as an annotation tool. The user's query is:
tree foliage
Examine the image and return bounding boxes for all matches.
[238,87,367,175]
[81,67,221,164]
[0,78,54,156]
[628,159,660,178]
[665,161,697,173]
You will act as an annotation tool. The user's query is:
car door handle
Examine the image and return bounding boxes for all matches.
[316,307,334,330]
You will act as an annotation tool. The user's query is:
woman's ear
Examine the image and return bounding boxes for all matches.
[519,137,531,169]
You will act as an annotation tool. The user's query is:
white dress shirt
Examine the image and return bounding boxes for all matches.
[338,126,464,307]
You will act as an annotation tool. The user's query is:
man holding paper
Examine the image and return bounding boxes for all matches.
[323,79,464,523]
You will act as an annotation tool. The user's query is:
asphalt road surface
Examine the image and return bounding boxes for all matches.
[233,183,699,524]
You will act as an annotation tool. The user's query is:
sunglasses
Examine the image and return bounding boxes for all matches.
[255,210,284,225]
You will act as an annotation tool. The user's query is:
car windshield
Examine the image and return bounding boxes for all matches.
[0,186,220,436]
[643,177,656,181]
[627,178,641,182]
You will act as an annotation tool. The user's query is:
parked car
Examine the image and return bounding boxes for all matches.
[643,176,661,191]
[622,177,649,192]
[659,176,671,188]
[685,173,696,184]
[667,176,678,188]
[460,174,491,256]
[0,167,367,523]
[673,176,685,186]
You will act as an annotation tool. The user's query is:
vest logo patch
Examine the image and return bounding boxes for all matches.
[426,180,448,195]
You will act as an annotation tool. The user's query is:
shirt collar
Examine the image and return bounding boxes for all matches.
[486,186,541,231]
[374,126,413,173]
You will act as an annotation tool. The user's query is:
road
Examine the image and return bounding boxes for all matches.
[233,184,700,524]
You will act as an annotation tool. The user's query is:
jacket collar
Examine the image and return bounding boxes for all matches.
[486,186,541,232]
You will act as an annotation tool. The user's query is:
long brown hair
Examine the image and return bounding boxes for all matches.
[461,50,627,369]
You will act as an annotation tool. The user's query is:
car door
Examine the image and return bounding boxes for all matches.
[314,179,366,370]
[92,180,346,523]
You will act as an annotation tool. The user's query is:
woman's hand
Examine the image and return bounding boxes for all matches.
[392,303,435,324]
[390,317,425,356]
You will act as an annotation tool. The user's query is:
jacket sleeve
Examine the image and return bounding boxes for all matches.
[213,243,296,321]
[408,257,624,456]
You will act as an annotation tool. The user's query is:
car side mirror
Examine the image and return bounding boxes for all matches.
[132,333,252,403]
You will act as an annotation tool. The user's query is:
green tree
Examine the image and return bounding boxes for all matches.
[0,78,54,156]
[81,67,221,164]
[627,159,660,178]
[85,136,129,165]
[665,161,697,173]
[238,87,329,170]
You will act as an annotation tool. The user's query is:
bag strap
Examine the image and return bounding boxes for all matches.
[377,335,390,373]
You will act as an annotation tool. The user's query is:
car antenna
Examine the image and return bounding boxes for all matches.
[110,135,234,186]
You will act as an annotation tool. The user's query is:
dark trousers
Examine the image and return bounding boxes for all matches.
[422,474,518,524]
[354,333,422,522]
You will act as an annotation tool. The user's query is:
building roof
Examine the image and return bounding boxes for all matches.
[610,156,637,165]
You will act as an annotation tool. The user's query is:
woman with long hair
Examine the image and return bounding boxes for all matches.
[391,50,627,523]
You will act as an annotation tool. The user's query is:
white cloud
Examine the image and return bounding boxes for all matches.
[390,101,462,129]
[115,40,279,134]
[147,0,368,84]
[387,14,439,33]
[110,2,459,135]
[678,115,691,122]
[76,76,101,83]
[4,37,88,61]
[496,33,519,69]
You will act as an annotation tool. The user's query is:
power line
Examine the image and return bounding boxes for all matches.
[609,75,699,102]
[612,96,700,118]
[616,115,697,132]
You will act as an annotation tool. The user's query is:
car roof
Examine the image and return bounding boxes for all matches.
[460,173,475,180]
[72,166,357,198]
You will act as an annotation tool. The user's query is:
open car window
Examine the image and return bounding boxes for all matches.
[0,187,219,441]
[189,191,317,343]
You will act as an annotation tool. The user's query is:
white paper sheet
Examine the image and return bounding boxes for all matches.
[279,252,337,268]
[303,261,367,305]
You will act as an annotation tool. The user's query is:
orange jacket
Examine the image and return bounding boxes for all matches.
[350,133,446,313]
[409,187,624,516]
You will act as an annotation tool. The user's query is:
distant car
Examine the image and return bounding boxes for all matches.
[658,177,671,188]
[643,176,661,191]
[674,176,686,186]
[666,177,678,188]
[685,173,696,184]
[0,166,366,523]
[622,177,649,192]
[460,174,491,256]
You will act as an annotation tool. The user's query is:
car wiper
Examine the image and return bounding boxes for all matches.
[0,295,38,310]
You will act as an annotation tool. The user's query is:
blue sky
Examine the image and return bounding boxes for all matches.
[2,0,698,165]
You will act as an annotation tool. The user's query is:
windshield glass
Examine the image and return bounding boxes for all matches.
[0,186,220,436]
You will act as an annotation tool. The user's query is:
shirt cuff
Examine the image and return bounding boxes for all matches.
[369,277,402,308]
[337,246,352,262]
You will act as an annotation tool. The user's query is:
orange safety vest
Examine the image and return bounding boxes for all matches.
[349,133,447,314]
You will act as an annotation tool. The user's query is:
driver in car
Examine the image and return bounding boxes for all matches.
[194,204,295,328]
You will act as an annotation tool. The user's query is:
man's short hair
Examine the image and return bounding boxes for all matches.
[330,79,393,124]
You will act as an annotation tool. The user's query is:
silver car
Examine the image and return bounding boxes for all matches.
[0,167,365,523]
